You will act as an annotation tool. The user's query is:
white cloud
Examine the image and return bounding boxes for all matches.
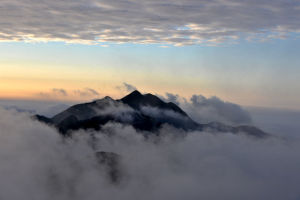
[187,94,252,125]
[160,92,252,125]
[93,98,135,122]
[0,0,299,45]
[1,107,300,199]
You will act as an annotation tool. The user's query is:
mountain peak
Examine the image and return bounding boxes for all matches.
[120,90,188,117]
[128,90,142,97]
[104,96,113,100]
[120,90,143,107]
[93,96,114,105]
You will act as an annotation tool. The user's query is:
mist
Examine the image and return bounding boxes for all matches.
[1,107,300,200]
[0,99,71,118]
[247,107,300,138]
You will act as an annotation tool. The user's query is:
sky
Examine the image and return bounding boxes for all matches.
[0,0,300,110]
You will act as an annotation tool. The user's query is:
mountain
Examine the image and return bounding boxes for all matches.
[34,90,269,138]
[120,90,187,116]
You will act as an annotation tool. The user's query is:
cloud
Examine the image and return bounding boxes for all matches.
[158,92,182,106]
[0,99,72,118]
[38,88,100,99]
[140,105,184,120]
[247,107,300,138]
[188,94,252,125]
[0,0,299,45]
[38,88,68,98]
[93,98,135,122]
[164,93,180,105]
[0,108,106,200]
[116,82,137,92]
[74,88,100,97]
[160,92,252,125]
[123,83,137,92]
[1,107,300,200]
[52,88,68,96]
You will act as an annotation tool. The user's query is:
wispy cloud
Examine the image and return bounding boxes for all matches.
[74,88,100,97]
[38,88,68,98]
[38,88,100,99]
[0,0,299,45]
[116,82,137,92]
[52,88,68,97]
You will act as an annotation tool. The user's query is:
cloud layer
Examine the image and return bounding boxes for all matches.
[1,0,300,45]
[1,107,300,200]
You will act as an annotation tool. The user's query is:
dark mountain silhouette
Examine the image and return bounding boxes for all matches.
[34,90,269,138]
[120,90,187,116]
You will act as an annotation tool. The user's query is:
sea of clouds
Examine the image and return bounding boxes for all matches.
[1,106,300,200]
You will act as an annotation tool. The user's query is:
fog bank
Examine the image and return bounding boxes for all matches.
[0,108,300,200]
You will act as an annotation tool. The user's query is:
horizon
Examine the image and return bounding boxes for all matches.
[1,88,300,112]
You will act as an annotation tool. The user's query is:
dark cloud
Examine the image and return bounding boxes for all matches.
[1,107,300,200]
[0,0,299,45]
